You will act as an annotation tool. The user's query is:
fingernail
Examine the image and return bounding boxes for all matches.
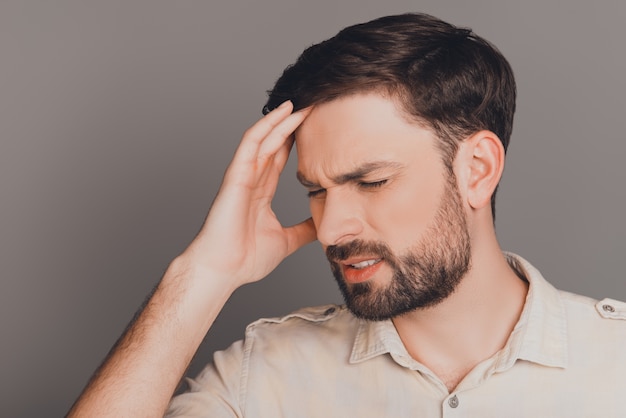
[278,100,292,109]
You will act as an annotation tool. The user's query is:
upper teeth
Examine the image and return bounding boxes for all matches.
[350,259,380,269]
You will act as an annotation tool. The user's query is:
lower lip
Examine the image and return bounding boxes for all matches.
[342,260,384,284]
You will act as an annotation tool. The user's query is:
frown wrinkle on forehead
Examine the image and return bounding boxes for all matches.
[296,160,405,188]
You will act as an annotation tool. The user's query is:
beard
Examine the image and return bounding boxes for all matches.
[325,172,471,321]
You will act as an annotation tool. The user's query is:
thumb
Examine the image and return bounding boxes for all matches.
[284,218,317,256]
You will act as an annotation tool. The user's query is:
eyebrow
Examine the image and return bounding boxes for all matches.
[296,161,405,188]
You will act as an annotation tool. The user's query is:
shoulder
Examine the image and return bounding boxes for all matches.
[559,291,626,344]
[232,304,361,400]
[248,304,346,325]
[168,306,361,416]
[240,304,360,366]
[560,291,626,322]
[245,304,358,342]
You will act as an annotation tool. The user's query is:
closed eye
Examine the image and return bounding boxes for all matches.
[307,179,387,197]
[307,188,326,198]
[358,179,388,189]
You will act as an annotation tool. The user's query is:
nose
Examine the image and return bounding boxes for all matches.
[313,190,364,247]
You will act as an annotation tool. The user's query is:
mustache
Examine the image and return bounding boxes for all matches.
[326,240,394,263]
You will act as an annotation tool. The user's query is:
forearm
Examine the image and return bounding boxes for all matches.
[68,255,235,417]
[68,102,315,416]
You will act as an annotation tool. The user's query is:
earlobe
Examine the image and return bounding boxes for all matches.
[465,130,505,210]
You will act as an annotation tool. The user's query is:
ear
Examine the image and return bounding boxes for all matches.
[463,130,505,210]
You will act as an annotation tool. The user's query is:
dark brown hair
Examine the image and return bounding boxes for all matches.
[264,13,516,216]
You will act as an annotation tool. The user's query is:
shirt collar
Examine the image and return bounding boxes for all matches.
[349,318,404,364]
[497,253,568,369]
[349,253,568,370]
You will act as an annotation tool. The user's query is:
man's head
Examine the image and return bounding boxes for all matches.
[264,12,516,216]
[294,93,472,320]
[267,13,516,320]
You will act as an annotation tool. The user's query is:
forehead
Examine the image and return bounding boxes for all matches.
[295,93,439,179]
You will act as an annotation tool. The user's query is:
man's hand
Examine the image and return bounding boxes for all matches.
[184,100,316,289]
[68,101,315,417]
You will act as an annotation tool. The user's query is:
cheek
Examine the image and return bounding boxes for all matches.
[368,178,443,245]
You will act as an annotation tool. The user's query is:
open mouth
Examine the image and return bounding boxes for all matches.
[341,257,385,284]
[347,258,382,270]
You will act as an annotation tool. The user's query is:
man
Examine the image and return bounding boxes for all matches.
[69,13,626,417]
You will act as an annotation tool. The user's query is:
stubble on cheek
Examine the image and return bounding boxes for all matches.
[324,173,471,321]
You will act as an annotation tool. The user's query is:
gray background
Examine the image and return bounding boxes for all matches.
[1,1,624,416]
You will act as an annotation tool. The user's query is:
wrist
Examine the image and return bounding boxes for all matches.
[160,254,237,325]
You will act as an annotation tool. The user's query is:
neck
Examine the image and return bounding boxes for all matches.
[391,229,528,392]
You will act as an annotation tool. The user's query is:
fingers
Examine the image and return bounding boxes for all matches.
[257,107,311,159]
[284,218,317,256]
[233,102,311,166]
[272,134,294,174]
[244,100,293,147]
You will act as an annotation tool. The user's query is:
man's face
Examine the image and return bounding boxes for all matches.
[295,93,471,320]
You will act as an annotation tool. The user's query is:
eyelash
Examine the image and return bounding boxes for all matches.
[307,180,388,198]
[307,189,325,198]
[358,179,388,189]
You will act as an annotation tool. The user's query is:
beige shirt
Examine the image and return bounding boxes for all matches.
[166,255,626,417]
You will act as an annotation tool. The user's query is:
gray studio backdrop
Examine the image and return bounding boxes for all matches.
[1,1,624,416]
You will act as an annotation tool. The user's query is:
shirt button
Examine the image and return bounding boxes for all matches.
[448,395,459,408]
[603,304,616,313]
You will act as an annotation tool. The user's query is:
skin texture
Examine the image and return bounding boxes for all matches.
[69,93,527,415]
[297,93,527,391]
[296,94,472,321]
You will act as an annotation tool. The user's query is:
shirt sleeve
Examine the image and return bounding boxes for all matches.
[165,340,245,417]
